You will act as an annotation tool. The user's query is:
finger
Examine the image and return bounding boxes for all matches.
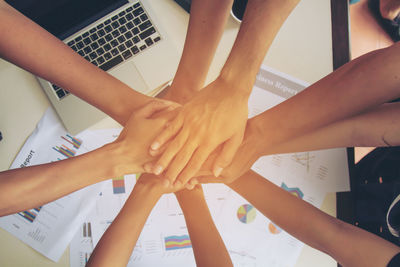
[149,142,167,157]
[152,105,181,121]
[152,129,189,176]
[188,178,198,187]
[196,176,222,184]
[143,162,154,173]
[136,101,172,118]
[150,113,184,151]
[212,133,243,177]
[164,140,198,186]
[175,145,215,186]
[160,99,181,110]
[185,183,195,190]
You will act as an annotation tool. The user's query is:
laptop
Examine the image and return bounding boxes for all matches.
[6,0,179,134]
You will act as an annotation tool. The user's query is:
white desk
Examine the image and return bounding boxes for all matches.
[0,0,337,266]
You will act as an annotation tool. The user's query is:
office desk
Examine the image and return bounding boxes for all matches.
[0,0,340,266]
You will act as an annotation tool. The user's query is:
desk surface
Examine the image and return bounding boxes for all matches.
[0,0,337,266]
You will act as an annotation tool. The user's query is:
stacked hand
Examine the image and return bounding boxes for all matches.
[147,77,249,188]
[108,100,178,176]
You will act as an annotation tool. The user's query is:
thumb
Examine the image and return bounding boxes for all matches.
[212,133,243,177]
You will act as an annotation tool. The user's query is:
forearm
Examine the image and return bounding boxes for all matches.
[0,1,152,125]
[228,171,400,267]
[87,182,162,267]
[260,102,400,155]
[220,0,300,92]
[0,144,120,216]
[167,0,232,103]
[175,188,233,267]
[252,44,400,154]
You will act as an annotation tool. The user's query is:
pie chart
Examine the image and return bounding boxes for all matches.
[237,204,256,224]
[268,222,282,234]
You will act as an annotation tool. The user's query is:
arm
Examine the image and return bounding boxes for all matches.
[164,0,234,103]
[0,101,172,216]
[175,186,233,267]
[196,43,400,184]
[250,43,400,154]
[86,175,166,267]
[0,1,158,125]
[264,102,400,154]
[228,171,400,267]
[197,101,400,184]
[150,0,301,187]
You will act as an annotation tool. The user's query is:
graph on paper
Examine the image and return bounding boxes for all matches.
[281,182,304,199]
[53,134,82,159]
[164,235,192,251]
[18,207,42,223]
[290,152,315,172]
[268,222,282,235]
[112,176,126,194]
[237,204,257,224]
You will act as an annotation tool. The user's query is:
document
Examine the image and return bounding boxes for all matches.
[0,108,105,262]
[248,65,350,194]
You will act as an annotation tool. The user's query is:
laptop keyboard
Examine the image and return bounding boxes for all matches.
[52,1,161,100]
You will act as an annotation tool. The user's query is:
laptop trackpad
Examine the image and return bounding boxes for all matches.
[109,62,150,95]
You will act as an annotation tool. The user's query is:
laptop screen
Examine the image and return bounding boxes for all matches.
[6,0,128,40]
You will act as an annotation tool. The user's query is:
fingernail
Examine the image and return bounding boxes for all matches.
[191,178,198,185]
[151,142,160,150]
[162,179,170,188]
[214,167,223,177]
[149,149,157,156]
[186,184,194,190]
[144,164,152,173]
[154,165,163,175]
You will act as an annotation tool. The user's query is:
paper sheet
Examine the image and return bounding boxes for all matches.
[249,65,350,194]
[69,129,197,267]
[0,108,106,261]
[217,183,313,267]
[70,182,232,267]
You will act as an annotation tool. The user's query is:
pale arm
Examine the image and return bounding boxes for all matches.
[0,1,156,125]
[175,186,233,267]
[150,0,301,187]
[228,171,400,267]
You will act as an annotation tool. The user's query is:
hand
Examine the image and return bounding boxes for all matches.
[174,183,204,199]
[109,100,177,175]
[135,172,188,194]
[149,77,249,187]
[195,117,262,185]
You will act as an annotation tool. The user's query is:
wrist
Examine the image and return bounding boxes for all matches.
[99,141,142,177]
[174,185,203,200]
[166,74,205,104]
[247,117,267,158]
[78,144,123,183]
[217,70,254,98]
[134,179,164,199]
